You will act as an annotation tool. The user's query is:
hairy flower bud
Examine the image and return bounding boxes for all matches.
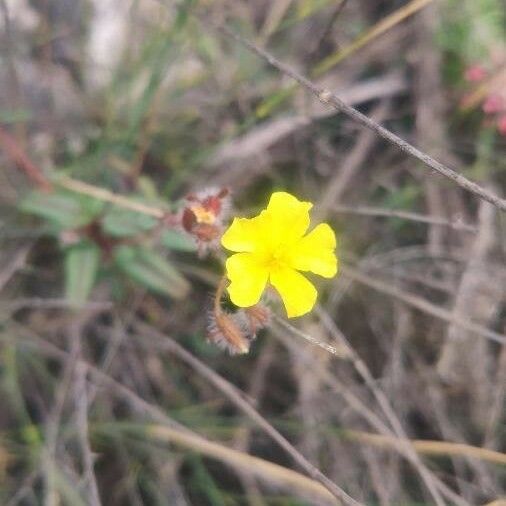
[207,309,251,355]
[180,187,230,256]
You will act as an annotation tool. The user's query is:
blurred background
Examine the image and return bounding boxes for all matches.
[0,0,505,504]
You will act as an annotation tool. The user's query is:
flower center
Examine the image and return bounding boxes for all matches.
[264,247,287,270]
[190,204,216,224]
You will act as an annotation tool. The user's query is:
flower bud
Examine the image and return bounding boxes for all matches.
[207,309,251,355]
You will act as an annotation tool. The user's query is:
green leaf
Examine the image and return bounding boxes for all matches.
[65,242,100,307]
[0,109,32,124]
[160,230,197,252]
[20,191,104,231]
[174,0,197,30]
[137,176,160,200]
[114,246,190,299]
[255,85,295,118]
[102,208,157,237]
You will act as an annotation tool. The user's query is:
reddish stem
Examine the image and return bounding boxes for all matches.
[0,126,52,190]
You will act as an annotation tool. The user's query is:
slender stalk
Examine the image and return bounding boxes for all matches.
[55,176,165,218]
[273,314,349,359]
[214,276,228,315]
[0,127,51,190]
[333,205,478,232]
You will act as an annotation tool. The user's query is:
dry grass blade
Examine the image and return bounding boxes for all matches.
[5,322,187,430]
[346,431,506,466]
[146,425,339,505]
[314,0,435,74]
[333,205,478,232]
[275,314,467,506]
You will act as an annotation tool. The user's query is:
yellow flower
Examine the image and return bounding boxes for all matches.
[221,192,338,318]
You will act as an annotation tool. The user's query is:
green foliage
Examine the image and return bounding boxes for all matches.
[160,229,197,252]
[383,184,420,211]
[0,109,32,124]
[20,186,194,304]
[256,85,295,118]
[114,245,190,299]
[437,0,505,64]
[20,191,104,231]
[64,242,101,307]
[188,455,228,506]
[102,208,157,237]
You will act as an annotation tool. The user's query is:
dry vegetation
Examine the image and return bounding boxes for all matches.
[0,0,505,505]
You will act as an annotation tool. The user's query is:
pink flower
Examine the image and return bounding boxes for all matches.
[483,94,504,114]
[465,65,486,82]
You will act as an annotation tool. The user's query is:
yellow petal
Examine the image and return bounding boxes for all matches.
[270,266,317,318]
[221,213,268,253]
[289,223,338,278]
[226,252,269,307]
[265,192,312,245]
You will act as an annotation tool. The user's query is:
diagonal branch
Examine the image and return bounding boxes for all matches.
[213,24,506,212]
[133,321,363,506]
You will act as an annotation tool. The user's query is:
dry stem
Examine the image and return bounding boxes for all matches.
[212,23,506,211]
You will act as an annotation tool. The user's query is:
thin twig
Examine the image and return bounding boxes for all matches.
[317,102,390,218]
[240,345,506,469]
[271,324,470,506]
[0,127,51,190]
[232,340,277,506]
[273,320,465,502]
[74,363,101,506]
[7,326,341,506]
[42,319,83,506]
[307,0,348,58]
[274,315,462,506]
[212,24,506,211]
[133,322,363,506]
[0,126,167,217]
[437,201,498,389]
[55,176,165,218]
[315,309,469,506]
[273,314,349,359]
[5,470,40,506]
[333,205,478,232]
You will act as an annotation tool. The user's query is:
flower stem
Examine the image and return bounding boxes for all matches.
[214,276,228,315]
